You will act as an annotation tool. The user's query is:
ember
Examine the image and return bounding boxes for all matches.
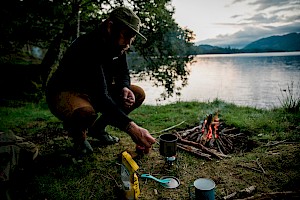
[173,112,250,160]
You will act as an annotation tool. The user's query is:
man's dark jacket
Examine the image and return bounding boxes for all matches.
[46,25,132,129]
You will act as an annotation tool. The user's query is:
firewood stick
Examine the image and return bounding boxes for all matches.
[210,148,231,158]
[218,137,231,153]
[187,130,200,140]
[174,132,181,140]
[177,143,212,160]
[216,140,225,155]
[177,127,198,138]
[221,127,239,134]
[227,133,245,138]
[189,134,198,141]
[154,120,185,134]
[178,138,225,159]
[195,132,202,143]
[217,136,226,147]
[220,135,233,147]
[177,143,212,158]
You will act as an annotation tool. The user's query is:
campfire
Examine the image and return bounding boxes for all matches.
[173,112,249,160]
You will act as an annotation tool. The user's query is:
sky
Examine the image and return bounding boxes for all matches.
[171,0,300,48]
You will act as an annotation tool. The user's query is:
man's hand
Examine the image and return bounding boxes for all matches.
[122,87,135,108]
[126,121,156,154]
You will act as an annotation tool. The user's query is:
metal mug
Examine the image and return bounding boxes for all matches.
[189,178,215,200]
[159,133,178,157]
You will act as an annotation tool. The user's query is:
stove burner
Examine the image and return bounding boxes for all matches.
[165,156,176,166]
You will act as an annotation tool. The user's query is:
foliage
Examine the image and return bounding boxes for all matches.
[1,0,196,99]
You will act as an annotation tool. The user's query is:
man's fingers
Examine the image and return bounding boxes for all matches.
[148,136,156,144]
[144,147,150,154]
[141,139,151,148]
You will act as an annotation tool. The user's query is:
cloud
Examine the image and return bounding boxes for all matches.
[196,0,300,48]
[249,0,299,11]
[245,13,279,23]
[230,0,299,10]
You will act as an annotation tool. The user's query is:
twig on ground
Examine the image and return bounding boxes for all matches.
[236,164,263,173]
[255,158,266,174]
[98,173,120,187]
[236,191,300,200]
[223,186,256,200]
[264,140,287,147]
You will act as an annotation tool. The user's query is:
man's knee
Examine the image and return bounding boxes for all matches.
[130,85,145,107]
[67,106,98,130]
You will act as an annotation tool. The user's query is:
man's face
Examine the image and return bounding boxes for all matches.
[112,27,136,56]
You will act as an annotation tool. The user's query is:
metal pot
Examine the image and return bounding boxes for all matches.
[159,133,178,157]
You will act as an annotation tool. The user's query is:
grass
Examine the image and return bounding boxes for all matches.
[278,81,300,113]
[1,99,300,199]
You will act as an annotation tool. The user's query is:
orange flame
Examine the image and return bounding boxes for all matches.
[201,114,220,141]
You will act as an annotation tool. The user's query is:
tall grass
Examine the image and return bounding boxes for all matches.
[278,81,300,112]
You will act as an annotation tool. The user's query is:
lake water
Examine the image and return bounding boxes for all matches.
[132,52,300,109]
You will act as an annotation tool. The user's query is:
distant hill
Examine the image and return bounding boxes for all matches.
[242,32,300,51]
[193,32,300,54]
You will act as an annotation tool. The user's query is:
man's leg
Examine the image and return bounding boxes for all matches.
[89,85,145,144]
[47,92,97,155]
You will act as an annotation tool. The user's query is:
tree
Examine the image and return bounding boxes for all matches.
[1,0,195,100]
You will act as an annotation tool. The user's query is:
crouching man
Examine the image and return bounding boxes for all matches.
[46,7,156,156]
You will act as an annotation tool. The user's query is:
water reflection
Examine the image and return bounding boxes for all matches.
[132,52,300,109]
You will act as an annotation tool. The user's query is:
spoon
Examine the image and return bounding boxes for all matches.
[141,174,171,184]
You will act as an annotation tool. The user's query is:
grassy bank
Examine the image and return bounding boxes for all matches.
[0,99,300,199]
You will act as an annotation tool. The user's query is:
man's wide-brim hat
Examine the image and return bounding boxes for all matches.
[110,7,147,41]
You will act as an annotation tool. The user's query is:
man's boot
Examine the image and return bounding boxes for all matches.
[66,106,97,157]
[70,129,93,157]
[88,115,119,146]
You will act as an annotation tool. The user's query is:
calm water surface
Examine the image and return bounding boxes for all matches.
[132,52,300,109]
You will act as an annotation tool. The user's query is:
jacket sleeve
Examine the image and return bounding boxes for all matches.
[91,64,132,130]
[114,54,131,91]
